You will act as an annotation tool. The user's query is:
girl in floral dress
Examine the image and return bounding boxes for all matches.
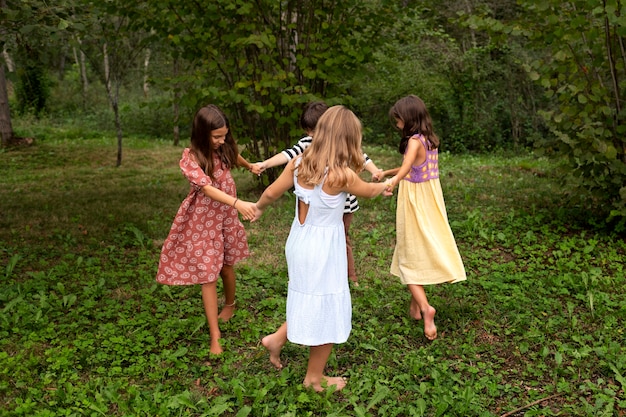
[156,104,257,355]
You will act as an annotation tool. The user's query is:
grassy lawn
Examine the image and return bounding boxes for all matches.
[0,134,624,416]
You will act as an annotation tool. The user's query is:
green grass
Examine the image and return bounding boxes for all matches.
[1,133,625,417]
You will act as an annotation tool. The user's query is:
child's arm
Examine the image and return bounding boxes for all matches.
[378,167,401,180]
[251,135,312,174]
[251,153,289,173]
[331,169,391,199]
[200,183,257,221]
[363,156,384,181]
[252,159,297,221]
[237,154,261,175]
[387,138,424,190]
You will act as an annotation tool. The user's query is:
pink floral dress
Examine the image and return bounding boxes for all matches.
[156,148,249,285]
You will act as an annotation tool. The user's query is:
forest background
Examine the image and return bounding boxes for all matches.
[1,0,625,416]
[2,0,626,222]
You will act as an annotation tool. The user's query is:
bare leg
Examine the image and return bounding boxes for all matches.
[303,344,347,392]
[409,296,422,320]
[343,213,358,286]
[407,284,437,340]
[201,282,223,354]
[218,265,236,321]
[261,322,287,369]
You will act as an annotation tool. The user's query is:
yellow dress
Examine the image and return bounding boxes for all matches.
[390,136,466,285]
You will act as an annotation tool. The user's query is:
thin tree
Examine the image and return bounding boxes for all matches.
[72,36,89,110]
[0,0,14,146]
[77,2,151,166]
[0,57,13,147]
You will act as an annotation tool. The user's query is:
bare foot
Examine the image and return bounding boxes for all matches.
[304,376,347,392]
[409,298,422,320]
[422,305,437,340]
[218,303,235,321]
[349,277,359,287]
[210,338,223,355]
[261,333,285,369]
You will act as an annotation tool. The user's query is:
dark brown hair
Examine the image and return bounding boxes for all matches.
[300,101,329,132]
[389,95,439,154]
[189,104,238,180]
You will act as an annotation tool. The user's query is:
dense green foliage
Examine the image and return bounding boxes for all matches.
[142,0,393,170]
[463,0,626,227]
[0,125,625,416]
[15,61,49,115]
[526,0,626,225]
[2,0,626,219]
[1,0,68,115]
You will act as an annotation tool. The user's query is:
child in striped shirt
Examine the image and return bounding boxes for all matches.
[252,101,383,286]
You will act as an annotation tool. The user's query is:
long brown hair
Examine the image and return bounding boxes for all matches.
[189,104,239,180]
[297,105,364,188]
[389,95,440,154]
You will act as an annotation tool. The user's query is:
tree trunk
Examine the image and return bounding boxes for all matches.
[2,48,14,72]
[103,43,112,93]
[74,37,89,110]
[102,43,123,166]
[59,43,67,80]
[114,96,123,167]
[0,0,14,147]
[143,48,151,98]
[105,82,123,167]
[80,48,88,110]
[0,61,14,147]
[172,58,180,146]
[107,84,123,167]
[463,0,477,49]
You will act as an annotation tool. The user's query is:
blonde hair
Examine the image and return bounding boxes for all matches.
[297,105,364,188]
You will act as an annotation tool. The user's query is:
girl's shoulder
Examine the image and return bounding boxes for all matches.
[326,165,351,177]
[409,134,430,149]
[322,167,352,195]
[409,133,426,141]
[182,147,194,158]
[181,148,200,164]
[326,166,354,186]
[180,148,200,169]
[409,133,439,150]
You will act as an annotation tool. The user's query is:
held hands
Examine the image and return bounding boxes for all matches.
[248,165,263,176]
[250,162,265,176]
[235,200,257,221]
[375,169,398,182]
[250,204,264,222]
[382,177,396,197]
[371,168,384,182]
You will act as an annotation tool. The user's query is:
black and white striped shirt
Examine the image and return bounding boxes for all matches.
[281,135,373,214]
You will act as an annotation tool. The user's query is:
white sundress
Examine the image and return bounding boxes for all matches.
[285,163,352,346]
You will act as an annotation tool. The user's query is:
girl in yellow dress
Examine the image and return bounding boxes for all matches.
[381,95,467,340]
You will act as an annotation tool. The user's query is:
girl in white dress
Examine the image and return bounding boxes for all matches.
[252,105,392,392]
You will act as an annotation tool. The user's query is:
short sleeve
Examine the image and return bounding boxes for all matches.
[180,148,213,188]
[282,136,313,161]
